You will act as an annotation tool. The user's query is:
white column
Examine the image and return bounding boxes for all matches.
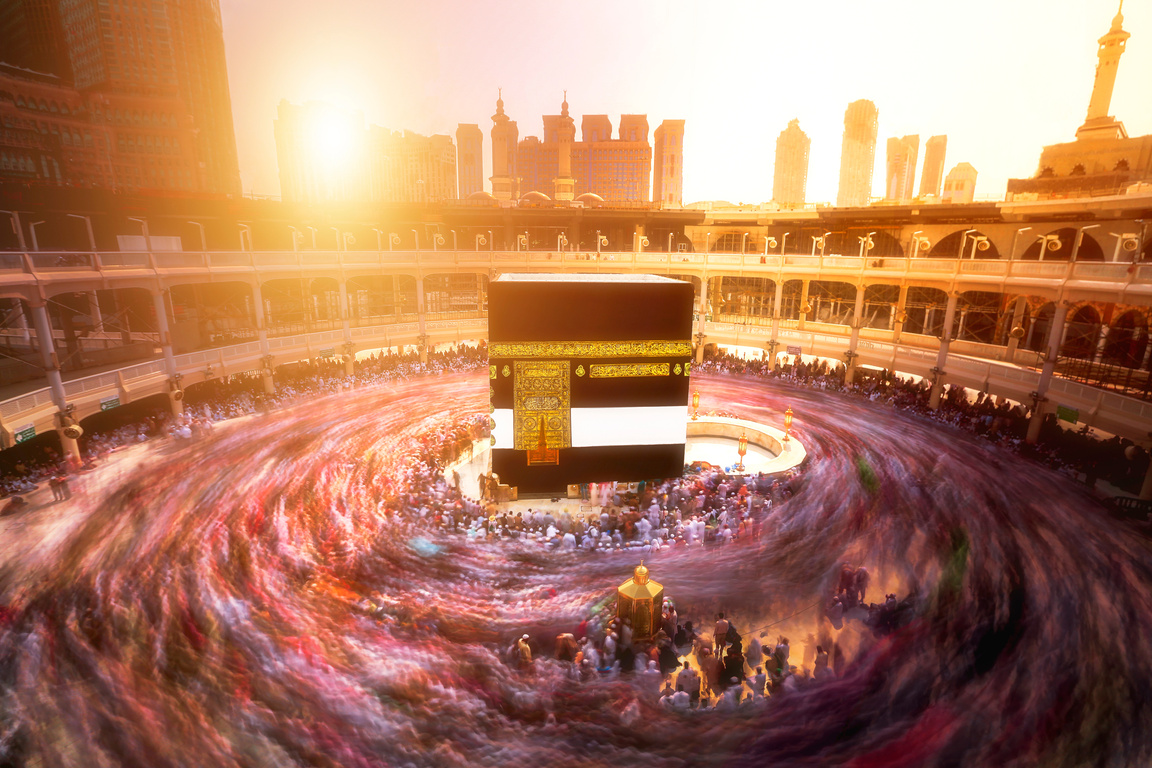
[251,281,275,394]
[769,279,784,360]
[151,288,183,416]
[845,283,866,384]
[929,292,959,409]
[893,284,909,344]
[340,279,354,376]
[416,275,428,363]
[1027,302,1069,444]
[30,302,79,462]
[695,276,709,363]
[14,299,30,344]
[1005,296,1028,364]
[88,291,103,333]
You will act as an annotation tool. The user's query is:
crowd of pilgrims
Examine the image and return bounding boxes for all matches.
[698,348,1150,496]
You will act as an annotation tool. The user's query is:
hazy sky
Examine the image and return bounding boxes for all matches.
[220,0,1150,205]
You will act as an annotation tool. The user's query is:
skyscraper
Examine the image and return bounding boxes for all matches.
[773,119,810,207]
[836,99,878,208]
[39,0,242,195]
[885,134,919,202]
[456,124,484,197]
[919,135,947,199]
[0,0,72,79]
[653,119,685,207]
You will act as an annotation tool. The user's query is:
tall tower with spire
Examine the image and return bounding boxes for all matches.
[1076,2,1131,140]
[490,90,519,200]
[554,92,576,201]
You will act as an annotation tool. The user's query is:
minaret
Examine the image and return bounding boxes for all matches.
[490,89,518,200]
[1076,2,1131,140]
[553,91,576,201]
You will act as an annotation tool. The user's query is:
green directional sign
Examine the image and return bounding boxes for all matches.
[100,395,120,411]
[1056,404,1079,423]
[14,424,35,443]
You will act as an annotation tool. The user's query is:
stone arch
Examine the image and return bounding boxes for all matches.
[1019,227,1076,260]
[928,229,1002,259]
[423,272,488,316]
[1025,302,1056,353]
[168,281,257,350]
[1104,309,1150,368]
[780,279,805,320]
[807,280,857,326]
[347,274,418,322]
[717,276,776,320]
[956,291,1008,344]
[863,284,899,329]
[1062,304,1101,360]
[712,233,748,253]
[903,286,949,336]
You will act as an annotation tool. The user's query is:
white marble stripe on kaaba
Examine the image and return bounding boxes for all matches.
[491,406,688,450]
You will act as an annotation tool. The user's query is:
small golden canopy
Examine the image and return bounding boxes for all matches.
[617,560,664,639]
[634,561,649,584]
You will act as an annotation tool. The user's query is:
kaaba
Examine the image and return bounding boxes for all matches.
[488,274,694,494]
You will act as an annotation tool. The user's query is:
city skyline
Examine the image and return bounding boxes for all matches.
[218,0,1151,205]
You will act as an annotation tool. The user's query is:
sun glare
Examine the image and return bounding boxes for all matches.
[306,109,358,168]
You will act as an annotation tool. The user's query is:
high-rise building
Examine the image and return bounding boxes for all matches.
[653,119,685,206]
[773,119,810,207]
[510,100,657,202]
[885,134,919,202]
[3,0,242,195]
[0,0,72,79]
[275,100,456,205]
[456,124,484,197]
[836,99,878,207]
[165,0,242,196]
[919,135,947,199]
[942,162,977,204]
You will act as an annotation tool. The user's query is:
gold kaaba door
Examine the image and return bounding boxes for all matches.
[513,360,571,465]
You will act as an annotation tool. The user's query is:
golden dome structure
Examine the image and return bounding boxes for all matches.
[617,561,664,640]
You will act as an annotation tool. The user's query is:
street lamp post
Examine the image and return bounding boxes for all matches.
[558,232,568,251]
[371,227,383,251]
[475,233,487,251]
[1038,234,1062,261]
[959,229,977,259]
[488,230,494,252]
[781,232,791,255]
[330,226,342,251]
[68,214,97,251]
[1070,224,1100,262]
[289,226,302,253]
[667,232,674,253]
[411,229,420,250]
[969,236,989,259]
[820,231,831,257]
[911,230,925,259]
[186,220,206,252]
[127,216,151,252]
[29,220,46,251]
[705,231,711,255]
[238,224,252,252]
[1010,227,1032,260]
[0,210,27,250]
[740,232,749,255]
[306,226,317,249]
[857,231,876,259]
[450,230,458,251]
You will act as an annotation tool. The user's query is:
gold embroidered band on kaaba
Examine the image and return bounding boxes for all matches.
[490,340,692,359]
[590,363,670,378]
